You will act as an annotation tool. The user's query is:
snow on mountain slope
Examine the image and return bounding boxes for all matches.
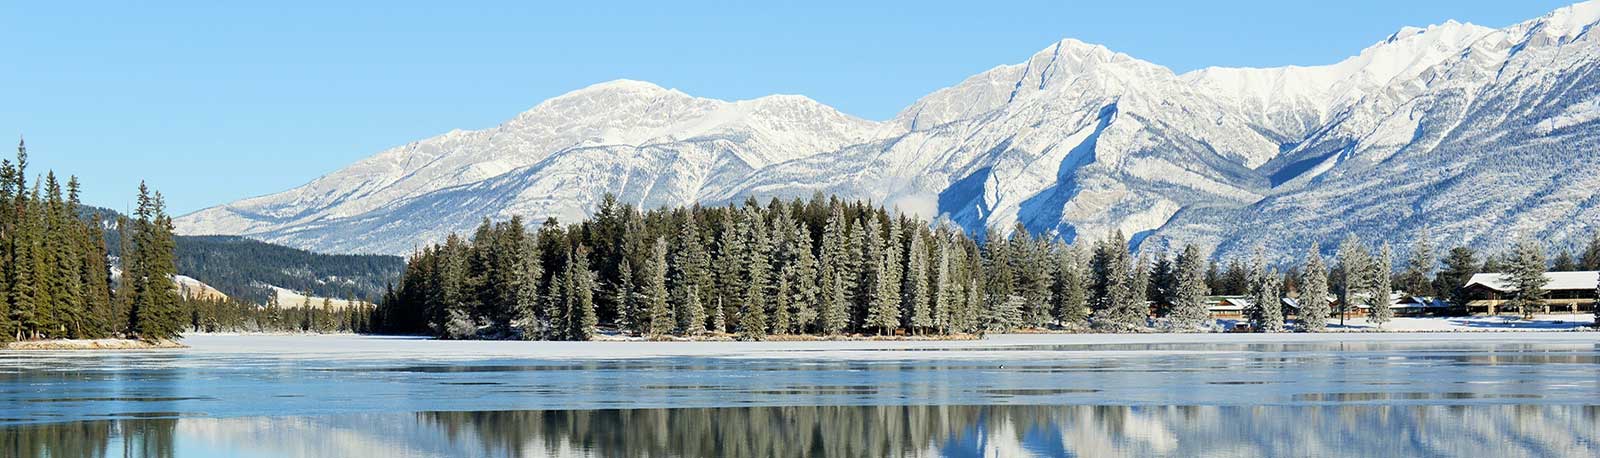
[729,39,1276,242]
[178,2,1600,258]
[1184,21,1494,147]
[178,80,883,252]
[1147,1,1600,261]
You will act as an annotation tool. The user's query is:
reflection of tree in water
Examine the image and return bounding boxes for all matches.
[422,405,1004,457]
[419,404,1600,458]
[2,418,175,458]
[3,405,1596,457]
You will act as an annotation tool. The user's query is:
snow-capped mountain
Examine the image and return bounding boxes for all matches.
[179,2,1600,260]
[1145,1,1600,260]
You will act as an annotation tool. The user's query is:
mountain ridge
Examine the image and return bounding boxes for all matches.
[177,1,1600,261]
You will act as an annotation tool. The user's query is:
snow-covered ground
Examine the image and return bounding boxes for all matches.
[268,286,365,310]
[1328,314,1595,332]
[164,327,1600,362]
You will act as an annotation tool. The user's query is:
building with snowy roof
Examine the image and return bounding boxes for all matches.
[1461,271,1598,315]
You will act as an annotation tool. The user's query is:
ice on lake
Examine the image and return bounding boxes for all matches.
[3,333,1599,457]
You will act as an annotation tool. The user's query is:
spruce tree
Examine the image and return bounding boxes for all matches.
[644,238,672,338]
[670,218,711,334]
[1247,249,1283,332]
[1369,243,1395,327]
[1168,244,1211,331]
[569,246,598,341]
[1335,234,1369,326]
[933,234,959,334]
[866,220,903,335]
[1400,230,1435,296]
[1090,231,1143,332]
[1434,246,1478,309]
[817,206,850,335]
[905,227,933,334]
[1504,234,1549,319]
[1298,244,1330,332]
[786,227,821,333]
[1581,234,1600,271]
[738,218,771,340]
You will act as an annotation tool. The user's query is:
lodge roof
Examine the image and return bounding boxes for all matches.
[1464,271,1599,292]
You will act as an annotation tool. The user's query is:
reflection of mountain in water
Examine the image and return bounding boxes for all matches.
[5,405,1598,457]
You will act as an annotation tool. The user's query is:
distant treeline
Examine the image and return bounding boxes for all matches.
[87,205,404,304]
[379,193,1599,340]
[172,235,402,304]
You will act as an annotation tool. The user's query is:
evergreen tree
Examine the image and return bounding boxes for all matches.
[738,217,771,340]
[568,246,598,341]
[1298,244,1330,332]
[905,227,934,334]
[786,227,821,333]
[1089,231,1143,332]
[669,217,711,334]
[1335,234,1369,326]
[1246,249,1283,332]
[866,220,903,335]
[1168,244,1211,331]
[1504,234,1549,319]
[644,238,672,338]
[1552,250,1578,271]
[817,206,850,335]
[1581,234,1600,271]
[1149,250,1176,316]
[1369,243,1395,327]
[1434,246,1478,309]
[1399,230,1435,296]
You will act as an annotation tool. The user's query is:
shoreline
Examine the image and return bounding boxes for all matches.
[2,338,187,351]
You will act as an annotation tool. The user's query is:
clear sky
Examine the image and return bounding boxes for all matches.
[0,0,1577,215]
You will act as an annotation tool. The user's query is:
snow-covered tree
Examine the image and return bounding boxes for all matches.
[1298,244,1330,332]
[1504,234,1549,320]
[1168,244,1211,331]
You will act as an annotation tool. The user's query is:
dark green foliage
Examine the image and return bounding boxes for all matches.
[0,139,188,342]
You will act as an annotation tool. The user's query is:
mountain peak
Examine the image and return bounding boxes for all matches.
[1529,0,1600,42]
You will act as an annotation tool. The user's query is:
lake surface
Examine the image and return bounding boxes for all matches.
[3,333,1599,457]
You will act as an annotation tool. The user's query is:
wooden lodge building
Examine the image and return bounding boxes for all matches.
[1462,271,1599,315]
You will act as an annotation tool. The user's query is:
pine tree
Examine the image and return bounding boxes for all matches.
[905,227,934,334]
[1581,234,1600,271]
[867,220,903,335]
[714,213,747,330]
[1504,234,1549,320]
[738,218,770,340]
[644,238,672,338]
[512,225,543,339]
[1090,231,1143,332]
[569,246,598,341]
[1434,246,1478,309]
[818,206,850,335]
[933,233,959,334]
[1335,234,1369,326]
[1369,243,1395,327]
[1299,244,1330,332]
[786,227,821,333]
[1247,249,1283,332]
[1168,244,1211,331]
[1553,250,1579,271]
[1150,250,1176,317]
[1399,230,1435,297]
[670,218,711,334]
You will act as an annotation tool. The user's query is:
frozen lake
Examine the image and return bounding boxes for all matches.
[4,333,1599,457]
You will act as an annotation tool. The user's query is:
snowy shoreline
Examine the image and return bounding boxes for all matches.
[2,338,187,351]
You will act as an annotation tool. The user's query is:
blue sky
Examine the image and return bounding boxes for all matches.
[0,0,1576,215]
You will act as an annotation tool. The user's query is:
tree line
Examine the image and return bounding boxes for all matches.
[377,193,1597,340]
[0,140,184,342]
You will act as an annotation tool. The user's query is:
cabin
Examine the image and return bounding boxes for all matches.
[1462,271,1599,315]
[1205,296,1317,320]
